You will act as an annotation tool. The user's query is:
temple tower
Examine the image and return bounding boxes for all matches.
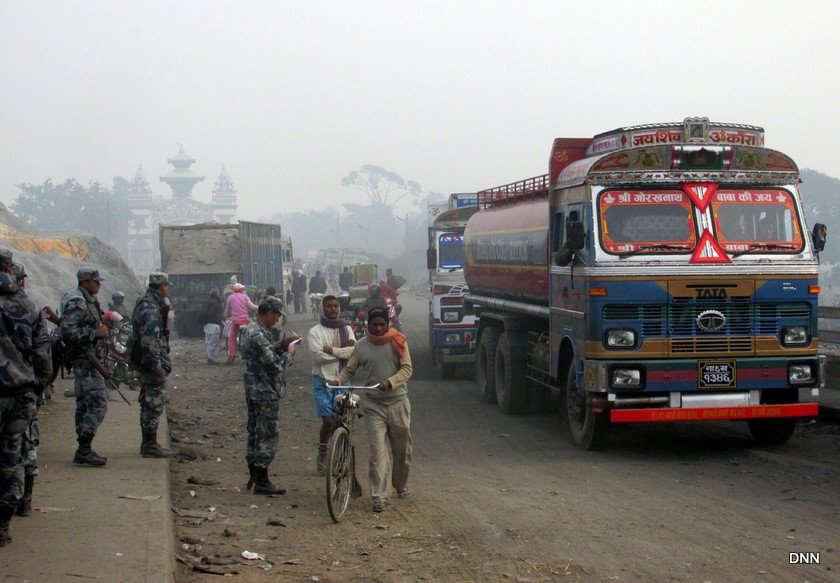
[160,145,204,198]
[126,164,157,273]
[210,164,238,224]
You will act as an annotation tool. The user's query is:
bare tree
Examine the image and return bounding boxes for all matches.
[341,165,421,209]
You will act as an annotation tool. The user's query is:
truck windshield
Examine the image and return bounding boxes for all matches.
[438,233,466,268]
[712,189,803,254]
[598,190,696,255]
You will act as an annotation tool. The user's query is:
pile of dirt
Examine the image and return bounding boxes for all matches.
[0,204,144,311]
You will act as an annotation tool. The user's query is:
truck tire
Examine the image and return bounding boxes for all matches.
[562,365,609,450]
[434,348,455,379]
[494,333,528,415]
[747,418,796,446]
[476,328,499,404]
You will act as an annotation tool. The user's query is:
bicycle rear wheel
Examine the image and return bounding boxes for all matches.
[326,427,354,522]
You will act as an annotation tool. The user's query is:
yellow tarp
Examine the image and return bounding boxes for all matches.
[0,224,89,260]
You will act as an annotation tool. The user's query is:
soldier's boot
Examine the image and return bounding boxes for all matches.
[245,463,256,491]
[16,476,34,517]
[73,434,107,466]
[140,431,176,458]
[0,505,13,547]
[316,443,328,475]
[252,466,286,495]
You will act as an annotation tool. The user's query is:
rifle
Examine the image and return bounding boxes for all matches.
[82,347,132,406]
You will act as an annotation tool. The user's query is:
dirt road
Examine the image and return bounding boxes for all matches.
[169,293,839,582]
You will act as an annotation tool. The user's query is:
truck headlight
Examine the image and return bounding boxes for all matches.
[606,329,636,348]
[611,368,642,387]
[442,311,461,323]
[788,363,814,384]
[782,326,809,346]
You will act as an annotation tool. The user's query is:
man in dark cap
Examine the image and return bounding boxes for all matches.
[1,249,52,546]
[131,272,175,458]
[240,295,299,494]
[60,266,110,466]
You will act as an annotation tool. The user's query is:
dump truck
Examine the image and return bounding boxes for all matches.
[465,117,825,449]
[159,221,287,337]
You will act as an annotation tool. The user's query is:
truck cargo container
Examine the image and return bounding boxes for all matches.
[159,221,286,337]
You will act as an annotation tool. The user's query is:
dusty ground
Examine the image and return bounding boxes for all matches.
[168,293,840,582]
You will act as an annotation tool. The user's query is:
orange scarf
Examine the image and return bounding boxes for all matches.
[366,327,407,358]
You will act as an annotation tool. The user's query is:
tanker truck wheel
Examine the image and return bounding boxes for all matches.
[562,366,609,450]
[494,333,528,415]
[476,328,499,404]
[747,418,796,446]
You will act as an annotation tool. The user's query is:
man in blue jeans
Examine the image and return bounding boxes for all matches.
[307,295,355,473]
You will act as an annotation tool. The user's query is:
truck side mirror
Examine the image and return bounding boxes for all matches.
[565,221,585,250]
[554,248,574,266]
[426,248,437,270]
[812,223,827,253]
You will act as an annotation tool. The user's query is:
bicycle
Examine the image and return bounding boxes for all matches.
[325,384,380,522]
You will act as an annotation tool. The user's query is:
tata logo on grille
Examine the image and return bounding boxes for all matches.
[696,310,726,332]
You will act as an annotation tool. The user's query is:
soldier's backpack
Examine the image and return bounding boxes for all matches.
[127,297,157,369]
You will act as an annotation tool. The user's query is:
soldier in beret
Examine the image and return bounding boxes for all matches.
[131,272,175,458]
[240,295,300,494]
[0,249,51,546]
[60,266,109,466]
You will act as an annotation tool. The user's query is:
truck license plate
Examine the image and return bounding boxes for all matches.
[698,360,736,389]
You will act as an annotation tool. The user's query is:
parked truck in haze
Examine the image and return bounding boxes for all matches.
[159,221,288,337]
[465,117,826,449]
[427,193,479,378]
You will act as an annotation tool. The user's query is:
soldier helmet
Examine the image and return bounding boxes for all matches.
[0,248,13,270]
[259,295,285,315]
[77,267,105,282]
[148,272,170,286]
[112,291,125,301]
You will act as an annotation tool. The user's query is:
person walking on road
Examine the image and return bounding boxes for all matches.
[61,266,110,467]
[291,271,307,314]
[198,288,224,364]
[240,296,299,495]
[308,270,327,295]
[338,266,353,292]
[329,306,413,513]
[0,249,52,546]
[224,283,257,364]
[307,294,355,473]
[132,272,176,458]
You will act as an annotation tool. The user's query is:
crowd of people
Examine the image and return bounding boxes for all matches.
[0,255,412,549]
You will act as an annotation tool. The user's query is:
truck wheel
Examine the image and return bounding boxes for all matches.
[494,333,528,415]
[747,418,796,446]
[562,365,609,450]
[476,328,499,404]
[434,348,455,379]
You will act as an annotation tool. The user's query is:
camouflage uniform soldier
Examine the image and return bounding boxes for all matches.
[241,296,299,495]
[0,249,52,547]
[12,263,45,517]
[132,272,175,458]
[61,267,109,467]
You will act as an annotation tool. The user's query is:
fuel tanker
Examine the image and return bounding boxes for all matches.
[464,118,825,450]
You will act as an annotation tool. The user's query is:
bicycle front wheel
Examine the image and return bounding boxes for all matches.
[325,426,354,523]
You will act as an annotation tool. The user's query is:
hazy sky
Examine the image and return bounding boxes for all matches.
[2,0,839,220]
